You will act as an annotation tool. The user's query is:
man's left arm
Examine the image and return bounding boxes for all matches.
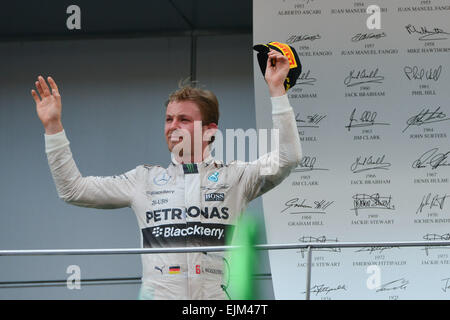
[242,50,302,201]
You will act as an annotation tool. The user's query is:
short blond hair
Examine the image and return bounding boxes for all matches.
[166,84,220,126]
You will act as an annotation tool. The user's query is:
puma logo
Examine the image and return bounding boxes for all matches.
[154,265,165,274]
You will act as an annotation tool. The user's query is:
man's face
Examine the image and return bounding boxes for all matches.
[165,100,216,158]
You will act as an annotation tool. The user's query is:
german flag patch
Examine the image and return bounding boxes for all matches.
[169,266,181,274]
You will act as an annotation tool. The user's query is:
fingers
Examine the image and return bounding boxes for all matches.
[267,49,284,67]
[268,49,282,59]
[266,55,275,68]
[47,76,59,96]
[268,49,288,63]
[32,75,59,102]
[31,89,41,104]
[35,80,44,97]
[37,75,51,97]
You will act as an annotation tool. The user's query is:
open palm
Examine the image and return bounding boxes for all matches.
[31,76,62,128]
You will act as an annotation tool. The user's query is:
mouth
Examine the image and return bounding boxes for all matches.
[169,135,183,142]
[168,133,184,145]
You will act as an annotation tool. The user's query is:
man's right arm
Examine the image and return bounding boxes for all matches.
[45,130,137,209]
[33,76,137,209]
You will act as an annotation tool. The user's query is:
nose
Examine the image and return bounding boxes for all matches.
[167,120,185,141]
[168,118,181,132]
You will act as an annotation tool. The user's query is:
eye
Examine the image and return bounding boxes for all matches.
[166,117,172,123]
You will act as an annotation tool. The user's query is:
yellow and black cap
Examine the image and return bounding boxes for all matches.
[253,41,302,91]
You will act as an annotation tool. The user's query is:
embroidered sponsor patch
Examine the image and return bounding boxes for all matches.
[183,163,198,174]
[205,193,225,202]
[142,222,235,248]
[169,266,180,274]
[208,172,219,182]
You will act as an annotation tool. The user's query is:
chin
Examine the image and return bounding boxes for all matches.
[167,140,180,152]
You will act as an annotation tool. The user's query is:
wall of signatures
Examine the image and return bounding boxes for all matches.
[253,0,450,299]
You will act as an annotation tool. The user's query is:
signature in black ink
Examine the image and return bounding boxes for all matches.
[416,193,448,214]
[293,156,329,172]
[345,108,390,131]
[403,107,450,132]
[351,193,395,216]
[297,70,317,86]
[404,65,442,81]
[442,278,450,293]
[298,236,337,243]
[304,284,347,296]
[411,148,450,170]
[423,233,450,241]
[351,32,386,42]
[286,34,321,44]
[355,246,400,254]
[344,68,385,87]
[297,236,341,256]
[405,24,450,41]
[296,113,326,128]
[281,198,334,214]
[376,278,409,292]
[350,155,391,173]
[422,233,450,256]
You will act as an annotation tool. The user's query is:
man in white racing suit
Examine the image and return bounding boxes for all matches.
[31,49,302,299]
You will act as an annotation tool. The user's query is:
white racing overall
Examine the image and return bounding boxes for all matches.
[45,94,302,299]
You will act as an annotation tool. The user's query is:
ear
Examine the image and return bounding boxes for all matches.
[203,123,218,143]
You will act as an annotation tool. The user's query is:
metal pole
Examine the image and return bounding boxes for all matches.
[305,246,312,300]
[190,32,197,82]
[167,0,197,82]
[1,240,450,256]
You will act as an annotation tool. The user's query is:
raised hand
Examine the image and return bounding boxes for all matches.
[265,49,290,97]
[31,75,63,134]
